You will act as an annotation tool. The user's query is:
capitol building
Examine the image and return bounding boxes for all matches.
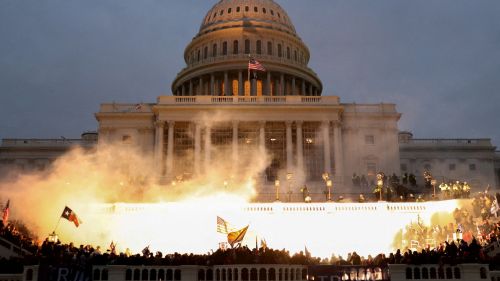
[1,0,499,197]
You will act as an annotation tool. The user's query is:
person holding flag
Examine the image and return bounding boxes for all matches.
[247,57,266,95]
[60,206,82,227]
[2,200,9,224]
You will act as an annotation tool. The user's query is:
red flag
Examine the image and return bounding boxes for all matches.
[2,200,9,223]
[61,206,81,227]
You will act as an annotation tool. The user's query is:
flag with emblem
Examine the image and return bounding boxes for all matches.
[60,206,81,227]
[227,225,249,247]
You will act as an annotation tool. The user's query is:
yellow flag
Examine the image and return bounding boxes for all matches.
[227,225,249,247]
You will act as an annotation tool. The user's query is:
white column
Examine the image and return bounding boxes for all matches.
[166,121,175,176]
[322,121,332,174]
[194,122,201,175]
[238,71,243,96]
[296,121,304,173]
[286,121,293,172]
[259,121,266,155]
[333,121,344,181]
[232,120,239,170]
[204,126,212,171]
[154,121,165,176]
[224,71,230,96]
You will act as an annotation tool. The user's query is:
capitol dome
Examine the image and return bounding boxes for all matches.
[172,0,322,97]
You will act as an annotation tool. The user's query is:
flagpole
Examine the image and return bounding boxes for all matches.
[53,217,62,233]
[247,54,251,96]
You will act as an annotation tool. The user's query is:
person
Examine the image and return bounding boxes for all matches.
[462,182,471,198]
[439,182,450,199]
[358,194,366,203]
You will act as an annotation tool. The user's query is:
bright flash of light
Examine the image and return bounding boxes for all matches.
[54,199,461,258]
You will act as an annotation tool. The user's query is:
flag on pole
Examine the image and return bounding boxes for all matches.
[2,200,10,223]
[227,225,249,247]
[248,58,266,72]
[217,216,230,234]
[60,206,81,227]
[260,238,267,251]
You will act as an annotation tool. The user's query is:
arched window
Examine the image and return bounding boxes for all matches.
[245,6,249,12]
[250,269,257,281]
[445,268,452,279]
[290,269,294,281]
[93,269,101,281]
[228,8,232,14]
[220,10,224,16]
[429,268,436,279]
[406,268,412,279]
[267,42,273,55]
[207,269,213,281]
[245,39,250,54]
[242,269,249,281]
[26,269,33,281]
[199,269,205,281]
[204,46,208,59]
[233,40,239,54]
[213,44,217,57]
[278,269,283,281]
[268,269,276,281]
[228,269,233,281]
[222,269,227,281]
[234,269,238,281]
[301,269,307,280]
[286,47,290,59]
[223,42,228,55]
[270,10,274,16]
[237,7,240,12]
[453,268,460,279]
[167,269,173,281]
[197,50,201,62]
[174,269,181,281]
[159,270,165,281]
[278,44,282,57]
[254,7,258,12]
[142,269,149,281]
[263,8,266,14]
[422,268,428,279]
[284,269,289,281]
[414,268,420,279]
[150,270,157,281]
[134,269,141,281]
[438,268,444,279]
[480,267,487,279]
[259,269,267,281]
[102,269,108,281]
[256,40,262,54]
[216,269,221,281]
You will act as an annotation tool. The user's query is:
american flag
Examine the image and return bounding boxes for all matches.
[217,216,229,234]
[248,58,266,72]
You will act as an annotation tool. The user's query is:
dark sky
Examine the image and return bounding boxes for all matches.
[1,0,499,147]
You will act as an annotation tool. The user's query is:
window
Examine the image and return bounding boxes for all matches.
[278,44,282,57]
[401,163,407,172]
[254,7,258,12]
[365,135,375,145]
[197,50,200,61]
[245,39,250,54]
[245,6,249,12]
[367,163,376,176]
[294,50,297,61]
[278,12,281,18]
[453,268,460,279]
[405,268,412,279]
[286,47,290,59]
[270,10,274,16]
[204,46,208,59]
[220,10,223,16]
[212,44,217,57]
[256,40,262,54]
[449,164,456,171]
[236,7,240,12]
[469,164,476,171]
[222,41,228,55]
[122,135,132,144]
[228,8,232,14]
[267,41,273,55]
[479,267,487,279]
[445,268,452,279]
[414,268,420,279]
[233,40,239,54]
[262,8,266,14]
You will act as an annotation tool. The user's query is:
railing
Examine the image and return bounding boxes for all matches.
[403,138,492,146]
[1,139,96,147]
[343,103,398,114]
[156,95,339,106]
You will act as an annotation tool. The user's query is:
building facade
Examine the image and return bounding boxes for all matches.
[0,0,498,195]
